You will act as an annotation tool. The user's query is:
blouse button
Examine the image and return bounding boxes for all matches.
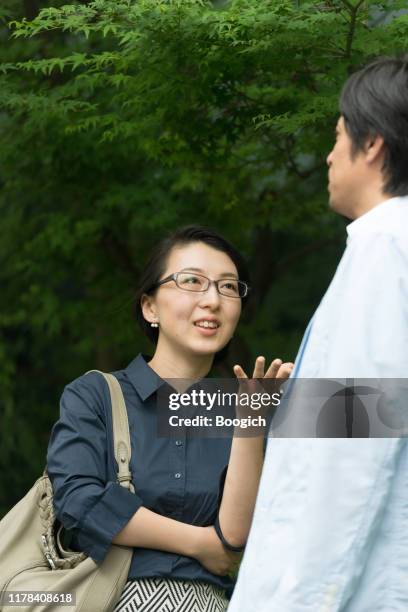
[175,440,183,446]
[174,472,182,479]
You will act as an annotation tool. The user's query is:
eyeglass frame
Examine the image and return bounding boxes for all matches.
[148,271,250,298]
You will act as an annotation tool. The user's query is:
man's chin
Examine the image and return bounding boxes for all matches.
[328,189,345,214]
[328,191,339,212]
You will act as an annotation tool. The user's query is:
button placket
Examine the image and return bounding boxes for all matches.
[169,431,186,521]
[173,434,186,480]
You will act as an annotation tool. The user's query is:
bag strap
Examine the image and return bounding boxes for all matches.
[85,370,135,494]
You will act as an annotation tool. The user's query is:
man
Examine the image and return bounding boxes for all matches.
[228,57,408,611]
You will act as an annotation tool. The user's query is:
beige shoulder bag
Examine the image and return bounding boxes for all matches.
[0,371,134,612]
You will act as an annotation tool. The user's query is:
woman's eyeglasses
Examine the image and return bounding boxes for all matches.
[149,272,250,298]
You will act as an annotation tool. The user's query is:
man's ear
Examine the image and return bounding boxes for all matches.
[141,294,157,324]
[365,133,385,165]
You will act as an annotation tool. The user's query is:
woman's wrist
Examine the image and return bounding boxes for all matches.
[184,524,206,559]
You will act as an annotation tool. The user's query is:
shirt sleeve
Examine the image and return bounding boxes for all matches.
[47,373,144,564]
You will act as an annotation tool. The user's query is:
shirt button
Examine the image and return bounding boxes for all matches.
[174,472,182,479]
[175,440,183,447]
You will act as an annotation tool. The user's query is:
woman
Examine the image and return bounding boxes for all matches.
[47,225,293,612]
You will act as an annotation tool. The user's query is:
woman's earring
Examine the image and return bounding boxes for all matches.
[150,321,159,328]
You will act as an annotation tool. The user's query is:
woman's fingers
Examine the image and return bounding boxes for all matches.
[252,356,265,378]
[233,364,248,379]
[276,362,294,380]
[235,359,294,381]
[264,358,283,378]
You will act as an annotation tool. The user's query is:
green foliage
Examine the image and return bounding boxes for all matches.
[1,0,407,513]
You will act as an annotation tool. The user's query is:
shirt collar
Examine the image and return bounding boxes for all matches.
[346,196,408,239]
[124,353,165,401]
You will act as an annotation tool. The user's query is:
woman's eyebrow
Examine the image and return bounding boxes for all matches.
[180,267,238,279]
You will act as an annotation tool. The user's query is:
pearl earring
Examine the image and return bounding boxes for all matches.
[150,321,159,328]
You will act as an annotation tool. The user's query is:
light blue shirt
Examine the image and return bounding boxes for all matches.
[228,197,408,611]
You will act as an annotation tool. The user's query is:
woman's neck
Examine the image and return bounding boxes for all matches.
[147,343,213,380]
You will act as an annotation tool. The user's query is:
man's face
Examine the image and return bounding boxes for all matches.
[326,116,366,218]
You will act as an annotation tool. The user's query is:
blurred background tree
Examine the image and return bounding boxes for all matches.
[1,0,407,514]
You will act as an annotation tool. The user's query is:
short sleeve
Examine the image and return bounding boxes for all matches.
[47,373,144,563]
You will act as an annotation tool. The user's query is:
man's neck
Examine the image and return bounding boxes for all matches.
[351,189,393,220]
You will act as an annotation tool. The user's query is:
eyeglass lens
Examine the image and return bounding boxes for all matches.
[176,272,246,297]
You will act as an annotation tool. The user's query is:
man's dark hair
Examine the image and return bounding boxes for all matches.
[340,55,408,196]
[134,225,250,363]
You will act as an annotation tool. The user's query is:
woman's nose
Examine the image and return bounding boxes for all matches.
[199,282,221,307]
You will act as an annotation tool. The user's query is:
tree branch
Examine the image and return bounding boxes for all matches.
[343,0,366,60]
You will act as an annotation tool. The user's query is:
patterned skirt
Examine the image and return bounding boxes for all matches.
[113,578,229,612]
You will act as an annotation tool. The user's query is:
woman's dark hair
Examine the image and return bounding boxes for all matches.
[339,55,408,197]
[135,225,250,362]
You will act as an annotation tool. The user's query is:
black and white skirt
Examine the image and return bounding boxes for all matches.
[113,578,229,612]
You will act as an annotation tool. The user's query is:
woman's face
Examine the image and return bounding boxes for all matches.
[142,241,242,359]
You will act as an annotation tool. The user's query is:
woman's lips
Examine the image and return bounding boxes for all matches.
[193,322,219,336]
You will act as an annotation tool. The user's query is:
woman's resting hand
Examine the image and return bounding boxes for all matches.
[193,526,241,576]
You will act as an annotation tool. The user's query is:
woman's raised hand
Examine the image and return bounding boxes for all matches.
[233,356,294,381]
[232,357,294,423]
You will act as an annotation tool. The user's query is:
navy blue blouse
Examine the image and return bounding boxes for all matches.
[47,354,234,593]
